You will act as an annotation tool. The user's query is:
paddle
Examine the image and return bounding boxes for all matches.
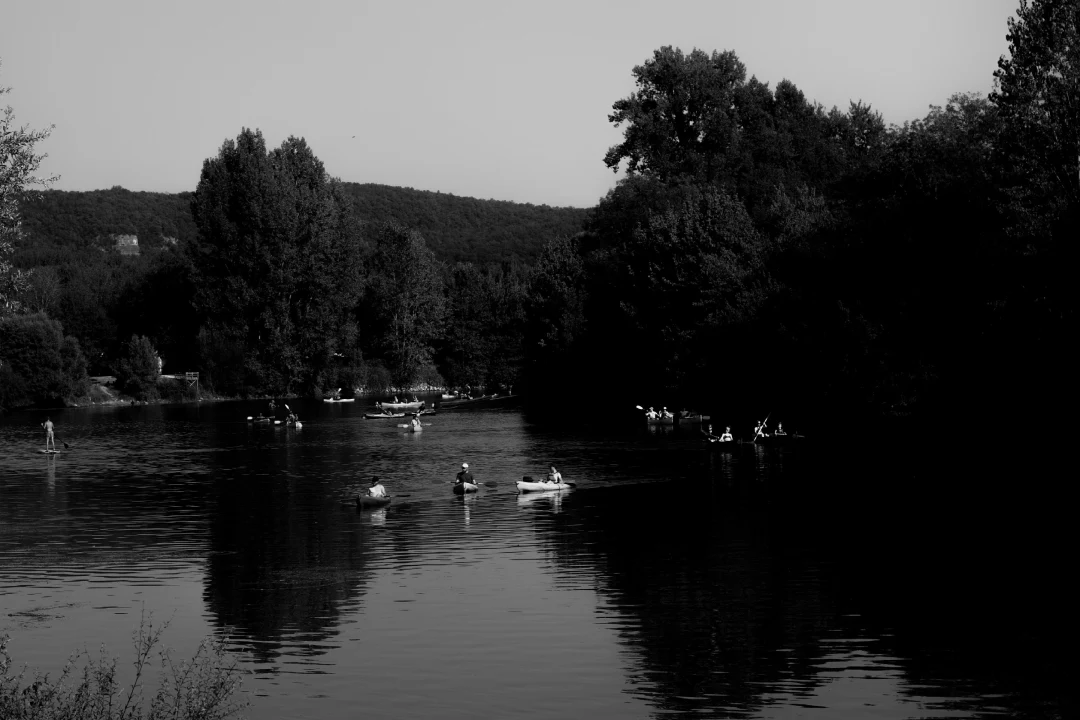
[752,412,771,443]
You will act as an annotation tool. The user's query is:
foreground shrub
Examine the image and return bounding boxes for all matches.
[0,615,248,720]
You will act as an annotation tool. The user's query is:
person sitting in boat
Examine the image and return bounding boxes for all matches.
[661,407,674,420]
[546,465,563,484]
[287,411,299,424]
[774,422,787,436]
[719,426,734,442]
[701,424,719,441]
[456,463,474,486]
[645,407,659,420]
[268,399,277,413]
[368,476,387,498]
[754,420,768,438]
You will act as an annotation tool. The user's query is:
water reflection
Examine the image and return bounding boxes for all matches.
[0,402,1067,719]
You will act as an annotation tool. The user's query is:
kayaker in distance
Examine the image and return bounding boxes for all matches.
[645,407,659,420]
[661,407,674,420]
[456,463,474,486]
[42,417,56,452]
[410,413,423,430]
[368,476,387,498]
[719,426,734,442]
[701,424,719,441]
[546,465,563,483]
[754,419,768,438]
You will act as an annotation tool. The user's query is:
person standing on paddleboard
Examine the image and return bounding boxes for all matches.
[42,417,55,452]
[456,463,474,486]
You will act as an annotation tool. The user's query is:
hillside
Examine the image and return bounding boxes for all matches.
[17,184,590,264]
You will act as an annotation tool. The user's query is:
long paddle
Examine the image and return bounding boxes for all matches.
[752,412,771,443]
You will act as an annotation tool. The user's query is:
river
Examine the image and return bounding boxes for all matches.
[0,398,1068,719]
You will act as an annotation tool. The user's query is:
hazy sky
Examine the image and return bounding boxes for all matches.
[3,0,1018,208]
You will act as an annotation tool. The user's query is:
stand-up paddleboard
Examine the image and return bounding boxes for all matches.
[39,449,61,454]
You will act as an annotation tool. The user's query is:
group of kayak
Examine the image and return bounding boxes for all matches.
[701,418,791,444]
[356,463,573,508]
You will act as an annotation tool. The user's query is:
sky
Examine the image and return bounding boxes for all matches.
[2,0,1018,208]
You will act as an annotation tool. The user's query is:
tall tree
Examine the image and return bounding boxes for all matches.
[189,129,363,394]
[992,0,1080,207]
[605,46,748,184]
[360,222,446,387]
[1,60,56,316]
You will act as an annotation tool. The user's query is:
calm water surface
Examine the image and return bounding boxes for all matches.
[0,399,1067,719]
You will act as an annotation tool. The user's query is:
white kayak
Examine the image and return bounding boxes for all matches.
[453,482,478,494]
[323,398,355,403]
[516,480,574,493]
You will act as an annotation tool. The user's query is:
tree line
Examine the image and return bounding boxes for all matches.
[2,0,1073,430]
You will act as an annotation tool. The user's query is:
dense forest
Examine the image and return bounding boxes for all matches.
[2,0,1074,439]
[15,183,587,263]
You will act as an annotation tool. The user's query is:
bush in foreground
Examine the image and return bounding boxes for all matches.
[0,615,248,720]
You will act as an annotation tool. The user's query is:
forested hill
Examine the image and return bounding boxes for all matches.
[341,184,589,262]
[17,184,590,263]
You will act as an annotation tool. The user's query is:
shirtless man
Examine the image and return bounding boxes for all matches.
[42,417,56,452]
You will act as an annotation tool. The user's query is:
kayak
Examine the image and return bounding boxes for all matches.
[516,480,574,492]
[356,495,392,509]
[452,482,478,494]
[410,424,423,433]
[365,412,406,419]
[323,397,355,403]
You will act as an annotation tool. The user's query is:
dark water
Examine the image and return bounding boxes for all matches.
[0,399,1069,719]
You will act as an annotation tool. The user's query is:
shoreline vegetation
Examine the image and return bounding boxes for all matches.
[3,2,1074,437]
[0,614,248,720]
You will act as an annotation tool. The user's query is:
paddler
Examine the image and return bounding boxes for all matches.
[701,424,719,441]
[455,463,474,487]
[719,426,734,442]
[774,422,787,436]
[645,407,659,420]
[42,417,56,452]
[754,419,768,438]
[410,412,423,430]
[546,465,563,484]
[367,476,387,498]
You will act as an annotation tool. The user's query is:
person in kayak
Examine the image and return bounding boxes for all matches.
[410,412,423,430]
[661,407,674,420]
[719,426,734,442]
[546,465,563,484]
[455,463,474,486]
[368,476,387,498]
[774,422,787,436]
[754,419,768,438]
[701,424,719,441]
[645,407,659,420]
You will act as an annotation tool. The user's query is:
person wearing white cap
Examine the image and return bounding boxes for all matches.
[455,462,474,487]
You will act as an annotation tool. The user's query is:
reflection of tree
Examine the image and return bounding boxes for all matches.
[530,481,833,716]
[525,441,1069,718]
[203,469,377,664]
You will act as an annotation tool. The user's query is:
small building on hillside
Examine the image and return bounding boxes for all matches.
[112,234,140,255]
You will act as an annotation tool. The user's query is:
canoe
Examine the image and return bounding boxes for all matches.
[452,482,478,494]
[517,480,574,492]
[356,495,392,509]
[377,401,425,411]
[364,412,406,419]
[323,397,355,403]
[437,394,518,410]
